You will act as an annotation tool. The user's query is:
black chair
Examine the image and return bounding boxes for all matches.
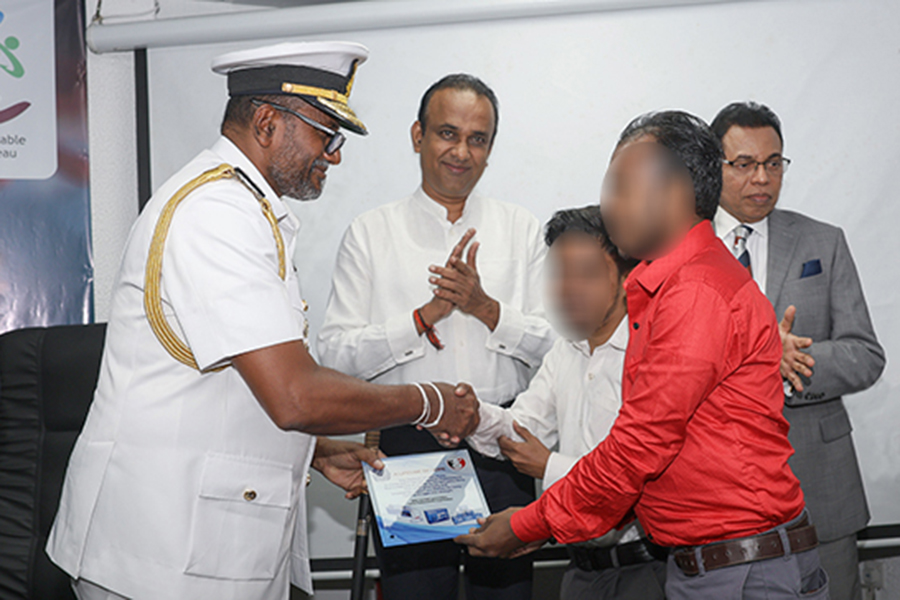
[0,324,106,600]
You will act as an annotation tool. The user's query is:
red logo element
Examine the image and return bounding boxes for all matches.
[0,101,29,124]
[447,457,466,471]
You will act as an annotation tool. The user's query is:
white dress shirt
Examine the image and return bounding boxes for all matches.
[318,187,555,404]
[48,137,317,599]
[713,207,769,293]
[467,318,639,546]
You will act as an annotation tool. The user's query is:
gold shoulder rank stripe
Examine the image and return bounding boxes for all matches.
[143,163,286,371]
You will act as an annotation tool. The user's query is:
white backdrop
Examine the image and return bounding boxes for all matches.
[146,0,900,559]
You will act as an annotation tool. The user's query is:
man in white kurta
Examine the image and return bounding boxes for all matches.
[318,186,551,399]
[317,75,555,600]
[46,43,481,600]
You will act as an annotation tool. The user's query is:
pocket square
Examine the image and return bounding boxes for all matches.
[800,259,822,278]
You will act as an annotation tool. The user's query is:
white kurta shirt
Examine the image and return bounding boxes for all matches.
[317,187,555,404]
[47,137,317,599]
[467,317,638,546]
[714,207,769,293]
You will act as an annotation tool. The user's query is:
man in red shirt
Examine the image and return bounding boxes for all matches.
[457,111,830,599]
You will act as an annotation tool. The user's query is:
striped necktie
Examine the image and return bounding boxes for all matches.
[731,224,753,274]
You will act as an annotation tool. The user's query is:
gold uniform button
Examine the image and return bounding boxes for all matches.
[243,489,257,502]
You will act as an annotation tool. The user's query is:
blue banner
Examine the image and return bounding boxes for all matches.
[0,0,92,332]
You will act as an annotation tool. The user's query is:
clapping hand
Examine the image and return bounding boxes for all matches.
[417,229,478,329]
[428,228,500,331]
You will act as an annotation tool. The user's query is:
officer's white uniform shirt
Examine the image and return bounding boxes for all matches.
[317,187,554,404]
[47,137,316,599]
[467,317,639,546]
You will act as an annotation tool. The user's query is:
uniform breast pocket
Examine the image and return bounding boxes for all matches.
[184,453,294,580]
[478,259,523,305]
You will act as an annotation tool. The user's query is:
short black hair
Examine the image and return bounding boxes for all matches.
[417,73,500,143]
[617,110,723,221]
[545,205,639,276]
[221,93,283,134]
[710,101,783,145]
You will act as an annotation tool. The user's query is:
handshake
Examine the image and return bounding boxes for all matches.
[409,382,480,447]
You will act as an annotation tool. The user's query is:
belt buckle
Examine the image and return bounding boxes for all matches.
[608,546,620,569]
[673,547,699,576]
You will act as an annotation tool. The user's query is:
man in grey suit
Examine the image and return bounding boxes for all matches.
[710,101,885,600]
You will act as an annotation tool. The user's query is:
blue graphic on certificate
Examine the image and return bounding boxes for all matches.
[363,449,490,547]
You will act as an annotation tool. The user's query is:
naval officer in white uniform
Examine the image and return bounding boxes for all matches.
[46,42,480,600]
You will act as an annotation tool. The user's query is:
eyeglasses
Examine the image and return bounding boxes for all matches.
[251,98,345,155]
[723,156,791,177]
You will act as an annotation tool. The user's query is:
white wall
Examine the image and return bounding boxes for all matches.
[85,0,255,319]
[87,0,900,568]
[85,24,137,319]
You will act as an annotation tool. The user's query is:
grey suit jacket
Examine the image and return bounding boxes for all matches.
[766,208,885,541]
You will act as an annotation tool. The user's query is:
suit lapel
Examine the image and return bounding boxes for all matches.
[766,209,800,307]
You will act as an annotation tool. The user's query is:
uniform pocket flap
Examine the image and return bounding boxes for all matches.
[199,453,292,508]
[819,410,853,443]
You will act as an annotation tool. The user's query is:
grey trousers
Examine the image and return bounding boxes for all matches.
[665,547,829,599]
[560,560,666,600]
[817,534,862,600]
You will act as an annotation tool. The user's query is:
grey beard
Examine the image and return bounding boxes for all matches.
[268,121,328,201]
[278,175,320,202]
[271,161,323,202]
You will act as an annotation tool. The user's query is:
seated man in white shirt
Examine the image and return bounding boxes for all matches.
[466,206,667,600]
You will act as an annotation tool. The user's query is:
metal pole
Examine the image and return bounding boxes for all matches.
[350,429,381,600]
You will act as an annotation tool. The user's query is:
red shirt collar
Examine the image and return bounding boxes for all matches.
[627,220,717,295]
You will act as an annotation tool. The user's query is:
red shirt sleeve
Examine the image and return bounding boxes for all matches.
[512,279,736,544]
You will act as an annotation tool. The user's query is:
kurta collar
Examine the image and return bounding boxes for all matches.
[412,186,482,226]
[628,220,718,295]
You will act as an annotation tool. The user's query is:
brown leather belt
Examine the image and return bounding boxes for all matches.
[672,515,818,576]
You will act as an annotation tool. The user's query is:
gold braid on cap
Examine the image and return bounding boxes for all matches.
[144,163,286,371]
[280,82,349,104]
[280,59,359,103]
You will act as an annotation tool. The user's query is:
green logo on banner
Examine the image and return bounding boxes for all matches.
[0,12,25,78]
[0,10,29,126]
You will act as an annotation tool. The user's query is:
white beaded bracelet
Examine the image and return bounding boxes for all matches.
[422,382,445,428]
[410,382,431,426]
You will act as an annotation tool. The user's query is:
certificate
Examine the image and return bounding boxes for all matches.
[363,449,490,547]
